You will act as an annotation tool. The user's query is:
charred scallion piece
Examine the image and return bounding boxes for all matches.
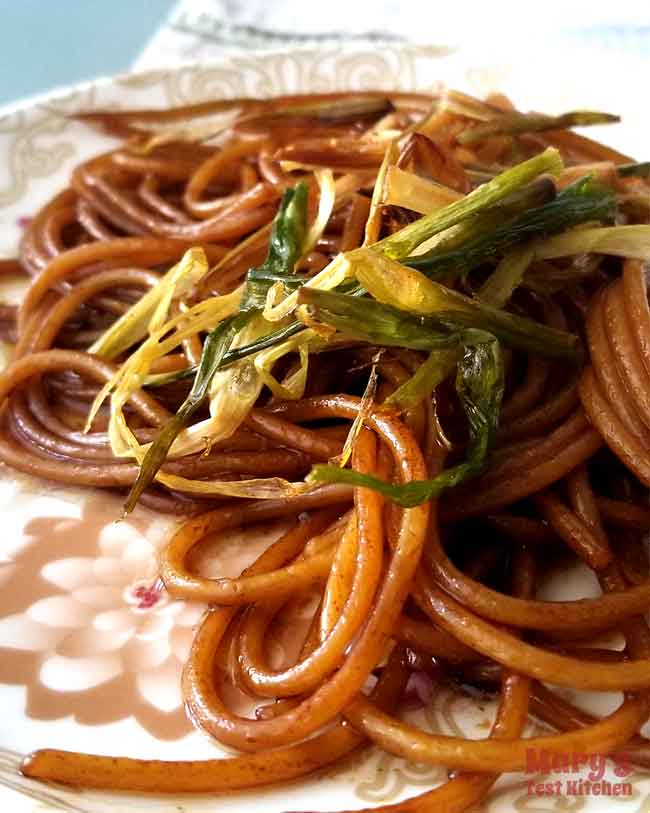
[309,330,503,506]
[348,253,583,362]
[299,285,581,363]
[617,161,650,178]
[399,176,554,275]
[385,348,460,408]
[405,176,615,280]
[373,147,563,259]
[299,288,462,350]
[457,110,619,145]
[240,96,394,126]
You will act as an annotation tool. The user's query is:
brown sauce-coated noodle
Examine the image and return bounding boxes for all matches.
[1,90,649,812]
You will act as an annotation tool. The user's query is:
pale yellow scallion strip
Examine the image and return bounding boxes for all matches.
[110,314,264,460]
[477,242,537,308]
[363,139,400,246]
[165,315,270,458]
[384,166,462,215]
[332,361,379,468]
[262,253,352,323]
[300,169,335,257]
[84,286,243,434]
[254,327,323,400]
[351,248,448,315]
[385,348,460,409]
[89,247,210,360]
[153,472,313,499]
[536,224,650,261]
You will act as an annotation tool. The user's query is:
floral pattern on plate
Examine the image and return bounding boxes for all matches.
[0,491,200,739]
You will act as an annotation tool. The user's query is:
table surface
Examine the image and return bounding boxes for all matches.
[0,0,176,108]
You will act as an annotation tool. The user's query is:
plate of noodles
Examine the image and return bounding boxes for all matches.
[3,42,650,813]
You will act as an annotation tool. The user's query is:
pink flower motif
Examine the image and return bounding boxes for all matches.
[25,522,203,697]
[131,579,165,610]
[0,492,205,739]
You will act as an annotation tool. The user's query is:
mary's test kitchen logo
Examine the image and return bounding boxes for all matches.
[525,749,633,797]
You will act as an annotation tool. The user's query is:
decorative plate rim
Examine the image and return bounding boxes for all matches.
[0,42,457,120]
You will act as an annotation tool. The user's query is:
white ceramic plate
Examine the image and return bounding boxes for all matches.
[2,44,650,813]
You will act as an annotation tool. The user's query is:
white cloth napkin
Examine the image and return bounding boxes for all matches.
[136,0,650,69]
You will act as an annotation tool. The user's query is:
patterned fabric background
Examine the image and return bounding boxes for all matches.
[136,0,650,69]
